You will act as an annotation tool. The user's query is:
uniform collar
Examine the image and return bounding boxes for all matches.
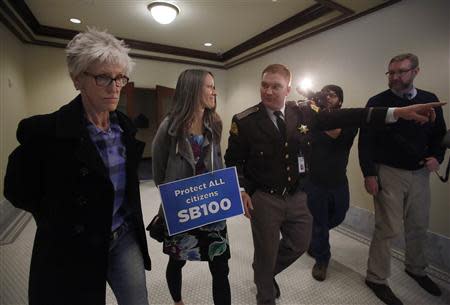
[263,103,286,123]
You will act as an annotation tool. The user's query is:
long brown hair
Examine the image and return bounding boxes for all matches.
[169,69,222,143]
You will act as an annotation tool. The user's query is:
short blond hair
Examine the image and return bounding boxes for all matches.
[262,64,291,85]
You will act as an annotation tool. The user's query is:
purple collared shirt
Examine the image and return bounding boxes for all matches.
[86,112,126,231]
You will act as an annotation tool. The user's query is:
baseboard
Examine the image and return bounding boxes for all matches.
[338,205,450,283]
[0,199,32,245]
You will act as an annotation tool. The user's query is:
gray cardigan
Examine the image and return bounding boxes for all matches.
[152,116,224,186]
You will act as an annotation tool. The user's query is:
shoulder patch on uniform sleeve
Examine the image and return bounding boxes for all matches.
[235,106,259,120]
[310,103,320,113]
[230,121,239,135]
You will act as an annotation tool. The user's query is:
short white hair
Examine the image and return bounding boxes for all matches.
[66,28,134,77]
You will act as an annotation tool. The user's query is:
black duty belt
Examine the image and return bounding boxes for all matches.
[259,184,298,199]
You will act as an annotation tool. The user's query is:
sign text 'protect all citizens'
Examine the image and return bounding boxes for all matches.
[158,167,244,235]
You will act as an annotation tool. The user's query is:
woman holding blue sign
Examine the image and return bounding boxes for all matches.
[152,69,231,305]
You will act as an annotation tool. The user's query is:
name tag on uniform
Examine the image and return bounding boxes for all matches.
[298,156,306,173]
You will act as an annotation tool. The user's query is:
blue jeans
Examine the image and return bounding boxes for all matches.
[305,181,349,264]
[107,222,149,305]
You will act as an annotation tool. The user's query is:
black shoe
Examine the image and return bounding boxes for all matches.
[405,269,442,296]
[365,280,403,305]
[312,262,328,281]
[273,278,280,299]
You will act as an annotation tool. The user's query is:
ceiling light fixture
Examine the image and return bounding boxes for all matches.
[204,42,213,47]
[70,18,81,24]
[147,2,180,25]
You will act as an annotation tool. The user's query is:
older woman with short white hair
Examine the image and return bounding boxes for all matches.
[4,28,151,305]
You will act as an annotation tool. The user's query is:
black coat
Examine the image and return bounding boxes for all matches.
[4,95,151,305]
[224,101,387,195]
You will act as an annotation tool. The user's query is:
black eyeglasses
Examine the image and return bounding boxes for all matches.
[385,68,414,77]
[83,72,129,87]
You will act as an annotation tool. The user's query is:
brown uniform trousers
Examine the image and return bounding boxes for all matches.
[225,101,389,304]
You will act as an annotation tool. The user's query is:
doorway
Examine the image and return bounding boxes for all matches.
[119,83,175,180]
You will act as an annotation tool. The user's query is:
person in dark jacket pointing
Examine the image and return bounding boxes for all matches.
[359,53,446,305]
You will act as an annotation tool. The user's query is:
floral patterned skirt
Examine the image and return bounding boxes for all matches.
[162,220,230,261]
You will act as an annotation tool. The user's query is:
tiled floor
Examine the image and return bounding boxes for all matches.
[1,181,449,305]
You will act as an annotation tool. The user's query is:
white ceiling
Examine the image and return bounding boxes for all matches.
[26,0,313,54]
[1,0,399,68]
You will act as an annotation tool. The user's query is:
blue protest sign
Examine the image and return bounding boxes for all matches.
[158,167,243,236]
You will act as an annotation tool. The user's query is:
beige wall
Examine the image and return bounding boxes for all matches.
[22,46,228,117]
[223,0,450,235]
[0,32,228,202]
[1,0,449,234]
[0,23,27,200]
[21,45,228,158]
[24,46,77,116]
[129,57,228,158]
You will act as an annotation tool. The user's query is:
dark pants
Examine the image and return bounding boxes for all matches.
[250,190,312,305]
[166,256,230,305]
[305,180,349,264]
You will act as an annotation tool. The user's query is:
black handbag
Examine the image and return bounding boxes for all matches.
[146,214,165,242]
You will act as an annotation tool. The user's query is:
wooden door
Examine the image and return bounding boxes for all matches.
[118,82,135,118]
[156,85,175,126]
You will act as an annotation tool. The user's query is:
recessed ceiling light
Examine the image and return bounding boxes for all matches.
[147,2,180,25]
[70,18,81,24]
[204,42,213,47]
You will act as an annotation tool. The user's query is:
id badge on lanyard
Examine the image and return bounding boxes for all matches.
[298,155,306,173]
